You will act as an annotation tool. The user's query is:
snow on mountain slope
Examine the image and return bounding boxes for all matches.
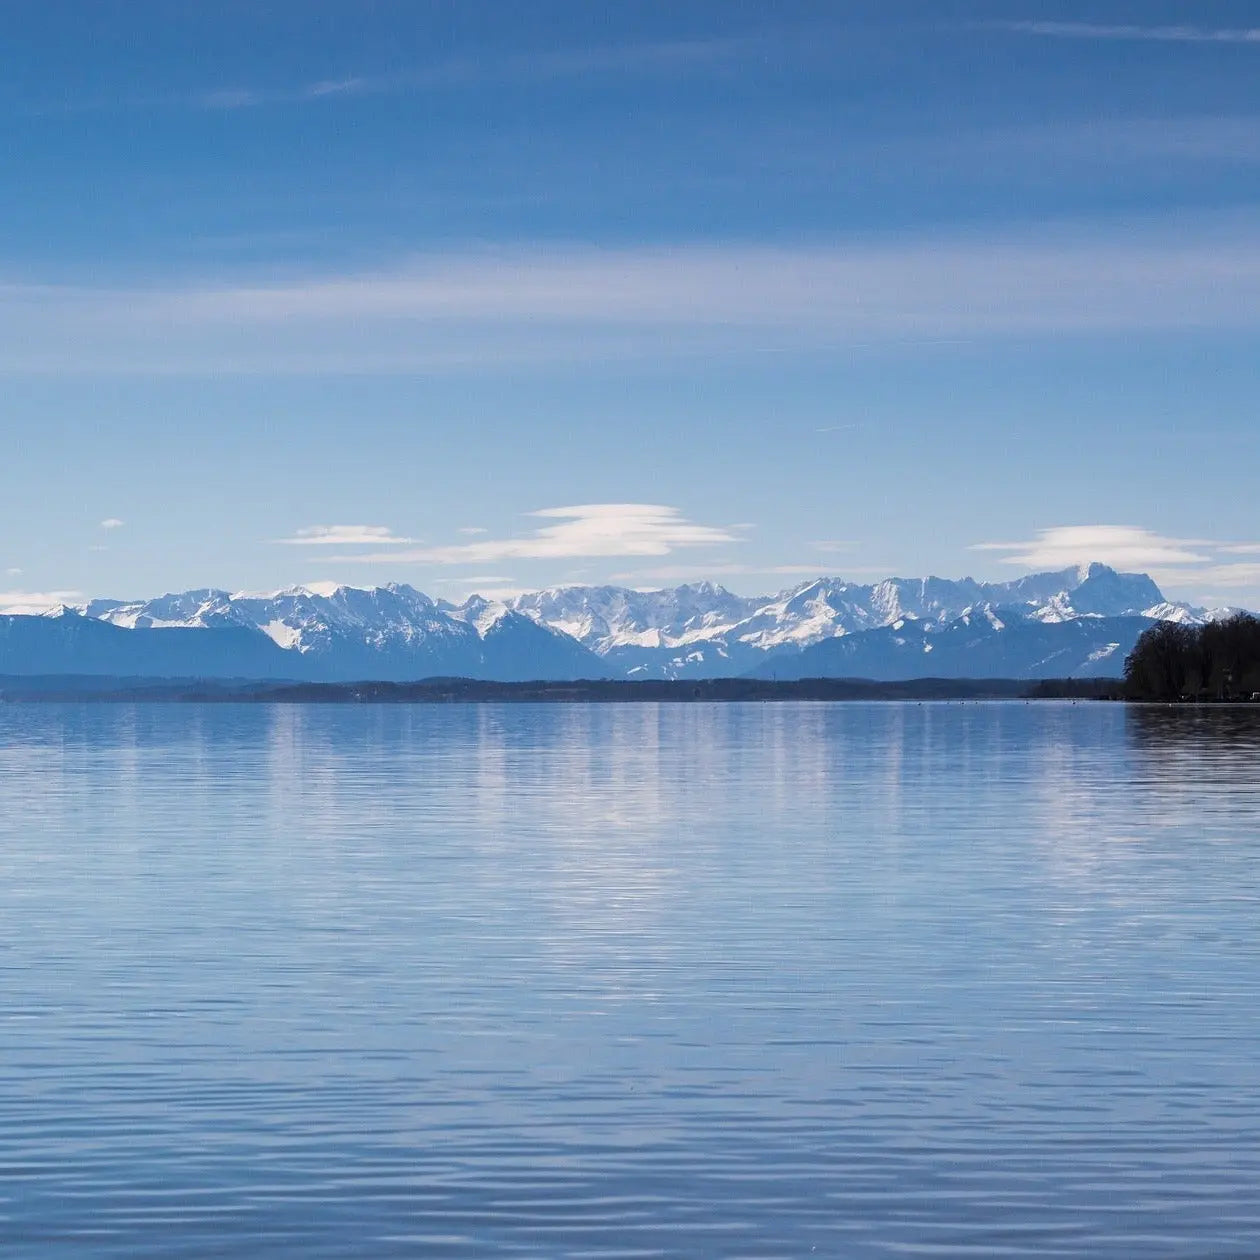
[81,583,604,681]
[507,582,761,652]
[59,565,1223,682]
[92,583,473,653]
[744,611,1152,682]
[446,596,609,680]
[506,563,1205,677]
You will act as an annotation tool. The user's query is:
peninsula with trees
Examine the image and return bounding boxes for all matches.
[1124,615,1260,702]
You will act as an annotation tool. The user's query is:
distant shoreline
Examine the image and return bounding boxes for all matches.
[0,676,1122,703]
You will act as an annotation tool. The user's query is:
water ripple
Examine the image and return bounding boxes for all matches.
[2,702,1260,1256]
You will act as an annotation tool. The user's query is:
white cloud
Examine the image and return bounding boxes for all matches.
[330,504,740,565]
[4,567,21,576]
[0,590,81,614]
[277,524,413,546]
[457,526,489,535]
[99,517,124,530]
[971,527,1260,607]
[993,22,1260,44]
[6,218,1260,374]
[972,526,1213,570]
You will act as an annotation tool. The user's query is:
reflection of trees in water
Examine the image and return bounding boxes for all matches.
[1127,703,1260,752]
[1121,705,1260,844]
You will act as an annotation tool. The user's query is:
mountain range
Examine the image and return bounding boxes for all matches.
[0,564,1237,684]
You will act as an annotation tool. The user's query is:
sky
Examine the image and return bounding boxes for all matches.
[3,0,1260,610]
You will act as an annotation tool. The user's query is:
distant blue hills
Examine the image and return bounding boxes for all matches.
[0,565,1234,684]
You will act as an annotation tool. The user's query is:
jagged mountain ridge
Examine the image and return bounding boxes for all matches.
[0,564,1219,682]
[507,564,1201,678]
[73,584,605,682]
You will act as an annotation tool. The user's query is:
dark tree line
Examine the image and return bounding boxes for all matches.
[1124,614,1260,701]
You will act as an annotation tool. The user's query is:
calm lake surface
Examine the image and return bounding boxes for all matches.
[2,701,1260,1258]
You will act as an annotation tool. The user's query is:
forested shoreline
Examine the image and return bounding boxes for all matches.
[1124,615,1260,702]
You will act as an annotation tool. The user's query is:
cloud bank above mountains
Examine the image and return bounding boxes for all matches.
[275,511,1260,603]
[975,527,1213,571]
[8,511,1260,615]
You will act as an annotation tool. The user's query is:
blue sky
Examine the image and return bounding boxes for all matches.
[4,1,1260,609]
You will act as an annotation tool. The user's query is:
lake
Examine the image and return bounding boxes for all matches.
[2,701,1259,1257]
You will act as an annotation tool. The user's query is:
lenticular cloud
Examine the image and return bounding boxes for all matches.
[330,504,740,565]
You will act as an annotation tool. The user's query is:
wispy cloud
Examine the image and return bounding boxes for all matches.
[192,75,384,112]
[0,590,82,614]
[6,219,1260,374]
[277,524,413,546]
[99,517,124,530]
[973,526,1214,570]
[329,504,740,565]
[993,22,1260,45]
[32,36,758,118]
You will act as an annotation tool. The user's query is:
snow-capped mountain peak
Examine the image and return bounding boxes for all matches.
[26,563,1230,684]
[503,563,1209,678]
[449,594,514,635]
